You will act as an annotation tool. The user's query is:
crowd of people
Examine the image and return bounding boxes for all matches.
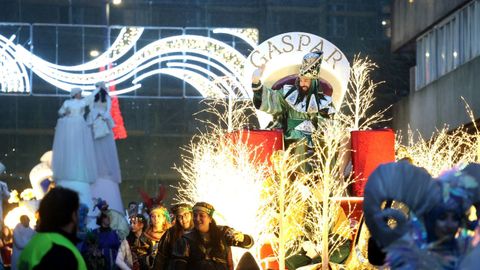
[0,186,255,270]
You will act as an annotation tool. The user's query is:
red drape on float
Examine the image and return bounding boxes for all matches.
[350,129,395,196]
[99,66,127,140]
[227,129,283,166]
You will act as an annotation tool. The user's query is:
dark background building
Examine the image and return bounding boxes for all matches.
[391,0,480,138]
[0,0,412,204]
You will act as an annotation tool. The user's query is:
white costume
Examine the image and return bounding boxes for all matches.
[52,87,99,209]
[89,83,124,213]
[11,223,35,270]
[115,239,133,270]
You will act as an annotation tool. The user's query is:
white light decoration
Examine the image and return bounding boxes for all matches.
[0,26,350,115]
[17,27,144,72]
[0,26,142,93]
[6,30,248,96]
[0,34,30,93]
[166,62,239,96]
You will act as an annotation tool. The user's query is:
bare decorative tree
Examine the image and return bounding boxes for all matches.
[341,54,390,130]
[256,145,312,270]
[395,99,480,177]
[310,117,355,270]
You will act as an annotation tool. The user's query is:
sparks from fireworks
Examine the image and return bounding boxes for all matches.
[173,97,268,263]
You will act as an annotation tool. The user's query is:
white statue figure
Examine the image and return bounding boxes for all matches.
[88,81,123,213]
[51,87,100,210]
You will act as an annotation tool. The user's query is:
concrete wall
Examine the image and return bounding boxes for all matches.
[393,55,480,138]
[391,0,469,51]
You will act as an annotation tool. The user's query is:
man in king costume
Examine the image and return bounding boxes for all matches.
[251,51,336,170]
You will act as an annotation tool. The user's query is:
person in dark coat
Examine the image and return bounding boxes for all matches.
[170,202,254,270]
[153,203,193,270]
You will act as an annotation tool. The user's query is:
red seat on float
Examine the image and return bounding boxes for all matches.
[227,129,283,166]
[350,129,396,196]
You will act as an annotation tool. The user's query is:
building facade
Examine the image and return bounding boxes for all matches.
[392,0,480,137]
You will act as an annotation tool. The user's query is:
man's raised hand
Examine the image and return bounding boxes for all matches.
[252,64,265,84]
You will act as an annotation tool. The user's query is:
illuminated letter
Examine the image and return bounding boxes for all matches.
[281,35,294,53]
[297,34,311,51]
[267,41,283,60]
[325,48,343,69]
[310,39,324,53]
[250,50,268,68]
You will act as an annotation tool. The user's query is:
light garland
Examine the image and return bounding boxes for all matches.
[7,32,247,96]
[0,34,30,93]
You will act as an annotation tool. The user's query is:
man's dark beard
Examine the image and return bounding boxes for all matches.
[295,87,307,105]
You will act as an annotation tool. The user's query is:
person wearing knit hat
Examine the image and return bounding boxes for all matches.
[152,203,193,270]
[144,205,171,268]
[169,202,255,270]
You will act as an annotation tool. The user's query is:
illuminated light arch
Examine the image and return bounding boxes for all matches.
[109,54,244,95]
[13,34,247,95]
[19,27,143,72]
[166,62,241,97]
[130,68,223,98]
[173,69,225,98]
[0,35,30,93]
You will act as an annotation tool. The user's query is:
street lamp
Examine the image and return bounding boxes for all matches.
[105,0,122,26]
